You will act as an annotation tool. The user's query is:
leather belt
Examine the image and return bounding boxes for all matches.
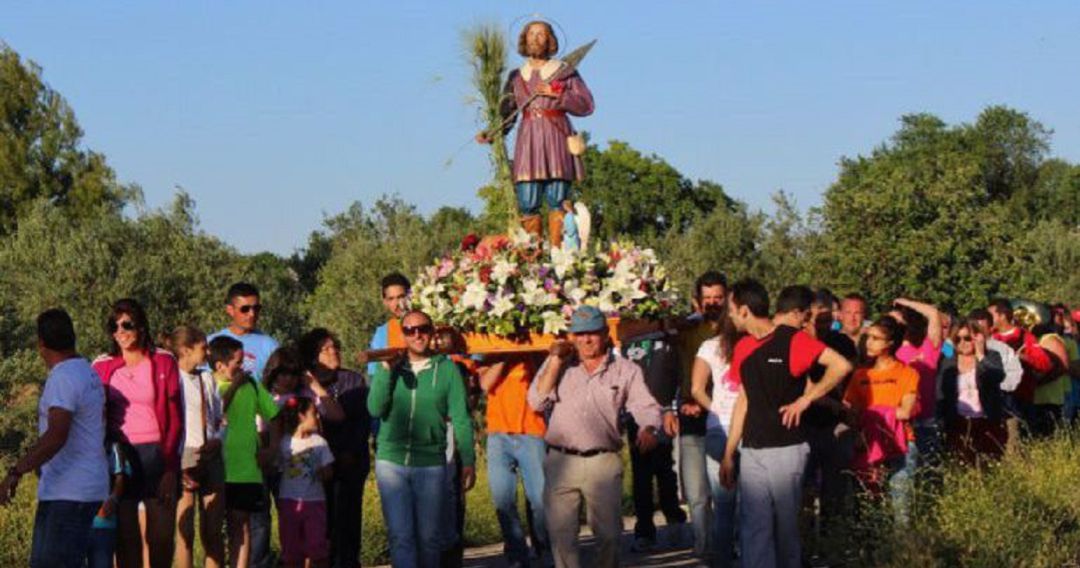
[523,108,566,120]
[547,444,615,457]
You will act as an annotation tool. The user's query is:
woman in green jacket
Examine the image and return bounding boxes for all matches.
[367,310,475,568]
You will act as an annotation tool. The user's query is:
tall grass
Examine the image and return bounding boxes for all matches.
[5,433,1079,565]
[811,429,1080,567]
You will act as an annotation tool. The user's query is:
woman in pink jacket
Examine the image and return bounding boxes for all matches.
[92,298,182,568]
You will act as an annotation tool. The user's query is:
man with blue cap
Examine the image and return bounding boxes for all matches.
[527,305,663,568]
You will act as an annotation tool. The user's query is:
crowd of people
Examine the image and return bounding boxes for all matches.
[2,272,1079,568]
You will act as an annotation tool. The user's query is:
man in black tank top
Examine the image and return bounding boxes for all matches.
[718,280,853,568]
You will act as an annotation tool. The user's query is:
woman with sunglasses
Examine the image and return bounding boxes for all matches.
[937,319,1006,465]
[91,298,182,568]
[842,316,918,499]
[367,310,476,568]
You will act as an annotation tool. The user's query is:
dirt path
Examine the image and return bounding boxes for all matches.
[376,515,706,567]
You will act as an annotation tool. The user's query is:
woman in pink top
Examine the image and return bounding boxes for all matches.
[92,298,182,568]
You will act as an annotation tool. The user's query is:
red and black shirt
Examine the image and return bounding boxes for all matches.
[731,325,826,449]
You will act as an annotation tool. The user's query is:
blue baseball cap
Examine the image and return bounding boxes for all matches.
[568,305,607,333]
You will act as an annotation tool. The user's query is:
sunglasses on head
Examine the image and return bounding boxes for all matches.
[108,320,137,333]
[237,304,262,314]
[402,324,435,337]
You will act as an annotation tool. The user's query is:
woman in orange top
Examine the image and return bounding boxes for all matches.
[844,316,919,495]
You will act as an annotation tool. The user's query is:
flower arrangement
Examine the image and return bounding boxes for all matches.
[412,228,682,337]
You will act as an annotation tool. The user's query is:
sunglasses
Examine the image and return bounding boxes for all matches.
[402,324,435,337]
[956,335,973,343]
[237,304,262,314]
[108,320,137,333]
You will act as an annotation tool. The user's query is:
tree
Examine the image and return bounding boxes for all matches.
[304,196,476,355]
[578,139,730,244]
[814,110,1034,313]
[0,43,134,235]
[660,200,762,295]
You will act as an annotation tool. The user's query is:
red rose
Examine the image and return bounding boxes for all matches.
[460,234,480,252]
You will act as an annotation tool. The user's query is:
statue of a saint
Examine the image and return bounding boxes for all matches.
[479,20,595,246]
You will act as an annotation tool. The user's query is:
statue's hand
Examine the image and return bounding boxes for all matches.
[535,83,558,98]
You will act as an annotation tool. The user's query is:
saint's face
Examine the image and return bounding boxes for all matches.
[526,23,552,59]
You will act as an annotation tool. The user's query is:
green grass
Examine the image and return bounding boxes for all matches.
[10,434,1078,566]
[810,428,1080,567]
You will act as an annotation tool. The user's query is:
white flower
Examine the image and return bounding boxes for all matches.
[596,288,618,313]
[490,294,516,317]
[549,246,577,279]
[509,226,533,247]
[460,282,488,312]
[541,310,568,335]
[492,259,515,285]
[567,286,588,305]
[521,279,550,307]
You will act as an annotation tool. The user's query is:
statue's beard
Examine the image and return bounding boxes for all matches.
[527,42,549,59]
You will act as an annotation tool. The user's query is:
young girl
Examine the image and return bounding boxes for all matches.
[277,397,334,568]
[169,325,226,568]
[843,316,919,498]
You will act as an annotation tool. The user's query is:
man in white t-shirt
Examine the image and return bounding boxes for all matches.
[0,309,109,568]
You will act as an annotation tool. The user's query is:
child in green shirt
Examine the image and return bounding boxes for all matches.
[210,335,281,568]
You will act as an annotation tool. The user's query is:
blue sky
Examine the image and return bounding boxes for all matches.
[4,2,1079,254]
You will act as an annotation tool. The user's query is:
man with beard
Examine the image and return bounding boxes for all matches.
[477,20,594,245]
[673,271,728,561]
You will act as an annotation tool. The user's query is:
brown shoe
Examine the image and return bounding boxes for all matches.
[547,210,564,248]
[520,214,543,241]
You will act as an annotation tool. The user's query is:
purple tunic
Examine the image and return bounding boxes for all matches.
[501,62,595,183]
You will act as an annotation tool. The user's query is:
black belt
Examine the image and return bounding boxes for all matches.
[547,444,615,457]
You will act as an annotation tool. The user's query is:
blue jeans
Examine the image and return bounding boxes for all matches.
[249,483,273,568]
[30,500,101,568]
[515,180,570,215]
[375,460,446,568]
[86,527,116,568]
[891,419,940,526]
[486,433,548,563]
[704,430,738,568]
[678,433,711,558]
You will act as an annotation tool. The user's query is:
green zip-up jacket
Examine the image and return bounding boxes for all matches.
[367,353,475,467]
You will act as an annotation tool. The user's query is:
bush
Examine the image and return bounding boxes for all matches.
[815,430,1080,567]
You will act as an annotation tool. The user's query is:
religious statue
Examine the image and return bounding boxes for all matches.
[478,20,595,247]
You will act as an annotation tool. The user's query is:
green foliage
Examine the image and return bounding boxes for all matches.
[813,109,1043,313]
[0,350,43,459]
[304,196,477,356]
[0,44,133,235]
[0,194,303,359]
[579,140,731,244]
[660,200,763,295]
[815,432,1080,567]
